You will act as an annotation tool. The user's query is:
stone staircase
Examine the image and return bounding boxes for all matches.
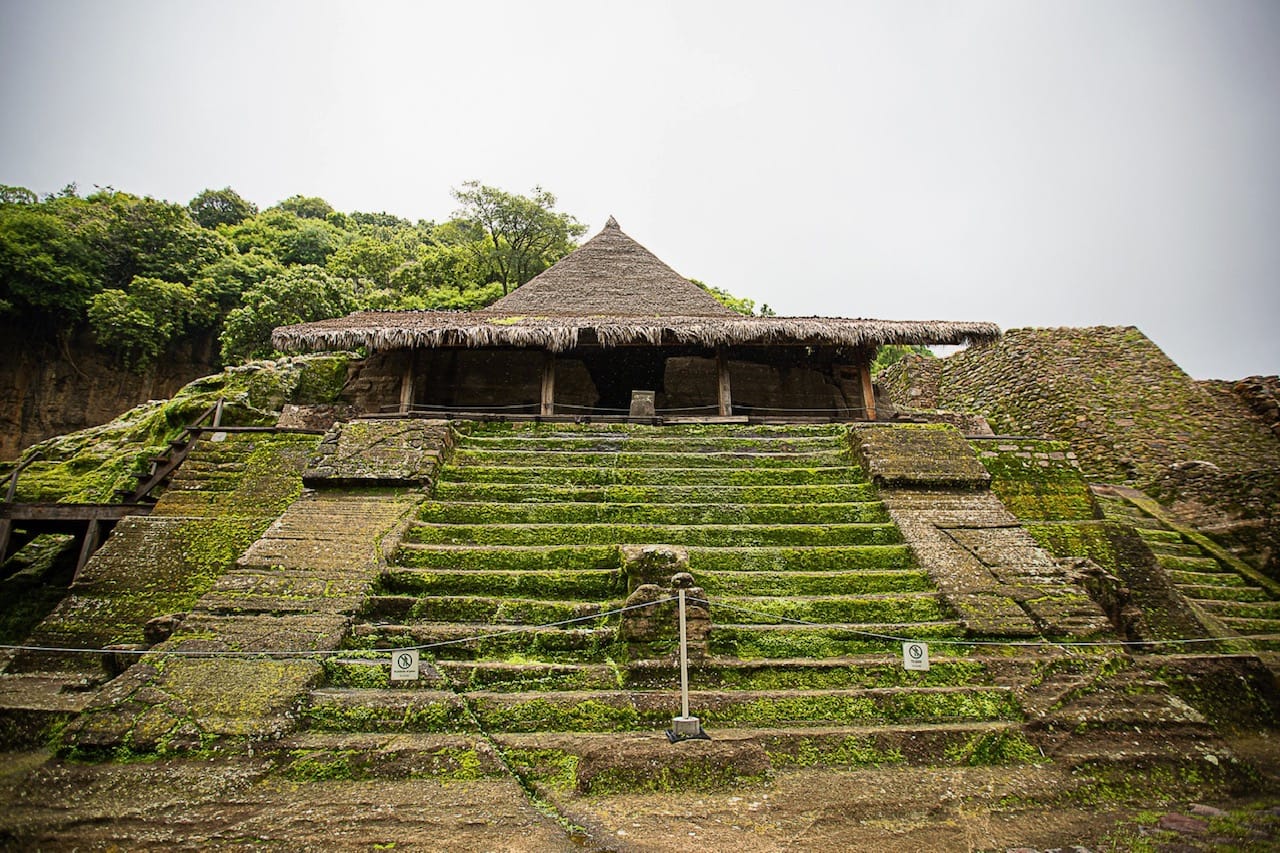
[295,423,1033,788]
[1098,492,1280,652]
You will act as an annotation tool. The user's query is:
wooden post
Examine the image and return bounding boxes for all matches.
[716,348,733,417]
[859,362,877,421]
[541,351,556,417]
[398,351,416,415]
[74,520,101,584]
[0,519,11,566]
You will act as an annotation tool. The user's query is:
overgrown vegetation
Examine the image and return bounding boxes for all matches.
[0,180,769,373]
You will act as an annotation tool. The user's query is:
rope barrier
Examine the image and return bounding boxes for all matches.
[3,593,1273,660]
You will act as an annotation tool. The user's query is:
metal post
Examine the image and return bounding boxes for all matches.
[668,587,705,741]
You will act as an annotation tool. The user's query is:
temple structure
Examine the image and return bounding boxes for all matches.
[273,218,1000,421]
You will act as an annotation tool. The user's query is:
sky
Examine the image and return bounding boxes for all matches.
[2,0,1277,380]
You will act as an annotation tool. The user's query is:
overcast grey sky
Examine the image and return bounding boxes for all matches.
[2,0,1277,379]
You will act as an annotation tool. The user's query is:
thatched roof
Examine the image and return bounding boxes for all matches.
[489,216,734,317]
[271,218,1002,354]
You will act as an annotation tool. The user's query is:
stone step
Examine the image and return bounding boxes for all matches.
[695,568,932,597]
[449,448,856,469]
[1154,556,1227,575]
[432,481,881,504]
[321,657,451,690]
[688,545,917,572]
[381,567,627,599]
[458,434,849,453]
[302,688,473,733]
[416,500,891,526]
[1146,541,1204,558]
[466,685,1020,733]
[1177,584,1273,603]
[268,732,507,781]
[1167,563,1244,584]
[438,661,622,692]
[404,521,904,548]
[495,722,1031,789]
[438,465,868,487]
[1197,599,1280,619]
[361,595,621,625]
[709,593,949,625]
[463,422,850,440]
[346,622,619,661]
[710,621,968,659]
[393,544,620,572]
[1135,528,1184,544]
[623,656,994,691]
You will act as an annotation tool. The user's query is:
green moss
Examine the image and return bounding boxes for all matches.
[943,730,1042,766]
[392,545,619,573]
[689,545,915,573]
[302,696,471,733]
[381,568,626,600]
[282,749,363,782]
[714,594,947,625]
[291,354,351,403]
[696,690,1019,727]
[582,761,770,795]
[766,735,905,768]
[503,747,581,791]
[976,442,1098,522]
[473,697,639,733]
[405,521,903,548]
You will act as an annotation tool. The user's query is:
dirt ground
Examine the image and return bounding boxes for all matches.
[3,744,1278,852]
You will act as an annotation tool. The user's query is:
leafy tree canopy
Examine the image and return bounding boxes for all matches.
[188,187,258,229]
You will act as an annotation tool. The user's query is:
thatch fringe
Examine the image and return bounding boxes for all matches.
[272,311,1001,354]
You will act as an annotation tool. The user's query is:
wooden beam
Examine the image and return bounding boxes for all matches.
[398,352,416,414]
[716,348,733,417]
[541,351,556,417]
[859,362,877,421]
[73,520,101,584]
[0,519,11,566]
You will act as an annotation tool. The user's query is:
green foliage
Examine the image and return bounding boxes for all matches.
[448,181,586,294]
[219,265,357,361]
[187,187,257,229]
[871,344,933,374]
[87,277,204,369]
[692,279,773,316]
[271,194,335,220]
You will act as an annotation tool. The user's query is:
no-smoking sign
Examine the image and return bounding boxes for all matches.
[902,642,930,672]
[391,648,420,681]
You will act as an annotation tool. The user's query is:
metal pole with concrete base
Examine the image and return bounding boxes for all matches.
[668,587,707,742]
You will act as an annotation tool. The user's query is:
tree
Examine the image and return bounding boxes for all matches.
[273,195,335,220]
[327,236,407,290]
[448,182,585,294]
[0,184,37,205]
[871,344,934,375]
[219,266,356,362]
[87,277,202,369]
[188,187,258,229]
[0,203,99,326]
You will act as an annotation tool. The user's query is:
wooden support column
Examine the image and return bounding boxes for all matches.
[398,350,416,415]
[858,362,877,421]
[716,348,733,417]
[73,520,101,584]
[0,519,12,566]
[541,351,556,417]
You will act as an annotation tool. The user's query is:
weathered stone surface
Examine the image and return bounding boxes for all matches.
[620,544,688,591]
[304,419,453,484]
[853,424,991,488]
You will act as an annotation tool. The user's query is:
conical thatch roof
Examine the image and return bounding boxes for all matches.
[489,217,734,316]
[271,217,1002,354]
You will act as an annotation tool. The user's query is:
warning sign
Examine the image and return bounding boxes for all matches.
[902,642,930,672]
[391,649,420,681]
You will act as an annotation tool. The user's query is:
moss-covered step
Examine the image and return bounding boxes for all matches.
[381,568,627,600]
[415,500,890,526]
[467,685,1020,733]
[710,622,968,660]
[392,544,620,573]
[361,595,620,625]
[432,481,880,504]
[459,434,848,453]
[320,657,450,690]
[438,661,623,692]
[695,569,932,597]
[269,732,508,782]
[345,622,619,662]
[462,422,849,439]
[438,466,867,487]
[1177,585,1273,603]
[623,656,993,691]
[404,521,903,548]
[687,545,916,573]
[449,449,855,469]
[301,688,473,733]
[709,593,949,625]
[1144,541,1205,558]
[1198,599,1280,619]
